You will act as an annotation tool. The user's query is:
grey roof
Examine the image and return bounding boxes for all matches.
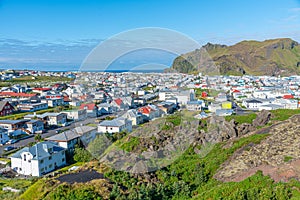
[0,119,29,125]
[187,100,203,105]
[46,126,96,142]
[10,141,65,160]
[25,112,66,119]
[246,99,263,103]
[99,117,126,127]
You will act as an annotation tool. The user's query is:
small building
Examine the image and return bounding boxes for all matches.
[80,103,98,117]
[42,98,64,107]
[0,101,14,116]
[122,109,144,126]
[98,117,132,134]
[0,128,9,145]
[221,101,232,109]
[10,141,66,177]
[46,126,97,150]
[157,102,177,114]
[24,113,67,127]
[61,109,87,121]
[0,119,29,131]
[186,100,205,111]
[242,99,263,110]
[17,102,48,112]
[25,120,44,134]
[216,109,233,116]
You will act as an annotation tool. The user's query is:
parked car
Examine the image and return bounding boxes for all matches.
[6,139,18,145]
[4,146,15,151]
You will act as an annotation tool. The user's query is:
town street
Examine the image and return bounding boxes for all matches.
[0,117,97,156]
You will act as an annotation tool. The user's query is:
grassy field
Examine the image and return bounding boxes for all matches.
[225,112,257,124]
[270,109,300,121]
[0,76,74,87]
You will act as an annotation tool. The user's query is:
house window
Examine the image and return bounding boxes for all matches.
[24,154,26,161]
[62,158,65,162]
[49,156,52,160]
[49,164,53,168]
[110,128,113,130]
[61,152,64,156]
[40,159,44,164]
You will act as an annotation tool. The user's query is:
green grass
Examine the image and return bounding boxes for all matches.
[284,156,293,162]
[120,136,140,152]
[225,112,257,124]
[56,161,84,173]
[18,179,54,200]
[270,109,300,121]
[0,178,33,200]
[0,108,56,120]
[6,76,73,83]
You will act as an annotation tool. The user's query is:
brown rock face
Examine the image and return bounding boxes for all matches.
[252,110,273,127]
[214,114,300,183]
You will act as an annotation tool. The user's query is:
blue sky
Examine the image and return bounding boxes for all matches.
[0,0,300,70]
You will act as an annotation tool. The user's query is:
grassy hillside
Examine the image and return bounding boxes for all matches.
[9,110,300,199]
[171,38,300,76]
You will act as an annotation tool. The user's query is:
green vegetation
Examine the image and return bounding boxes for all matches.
[284,156,293,162]
[87,135,111,159]
[73,145,92,163]
[162,112,182,130]
[120,136,140,152]
[0,105,72,120]
[0,178,33,200]
[14,109,300,199]
[0,108,56,120]
[19,179,57,200]
[172,38,300,76]
[194,88,220,98]
[270,109,300,121]
[14,130,300,199]
[225,112,257,124]
[45,184,102,200]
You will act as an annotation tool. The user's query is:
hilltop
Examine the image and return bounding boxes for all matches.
[171,38,300,76]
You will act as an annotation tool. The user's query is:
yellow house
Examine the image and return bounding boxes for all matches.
[222,101,232,109]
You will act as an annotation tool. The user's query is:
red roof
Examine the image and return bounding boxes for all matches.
[45,95,62,99]
[232,89,241,93]
[138,106,154,114]
[80,103,97,110]
[33,87,51,91]
[283,94,294,99]
[114,98,123,106]
[63,96,71,102]
[0,92,36,97]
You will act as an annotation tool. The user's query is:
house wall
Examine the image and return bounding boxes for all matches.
[0,130,9,144]
[98,125,120,133]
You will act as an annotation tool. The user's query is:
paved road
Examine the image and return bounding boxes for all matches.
[0,117,97,156]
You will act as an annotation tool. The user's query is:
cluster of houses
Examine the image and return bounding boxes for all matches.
[3,71,300,177]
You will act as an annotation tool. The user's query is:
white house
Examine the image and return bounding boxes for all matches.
[242,99,263,110]
[62,109,87,121]
[98,117,132,134]
[10,141,66,177]
[121,109,144,126]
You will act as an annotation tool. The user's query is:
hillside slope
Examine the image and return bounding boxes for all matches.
[171,38,300,76]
